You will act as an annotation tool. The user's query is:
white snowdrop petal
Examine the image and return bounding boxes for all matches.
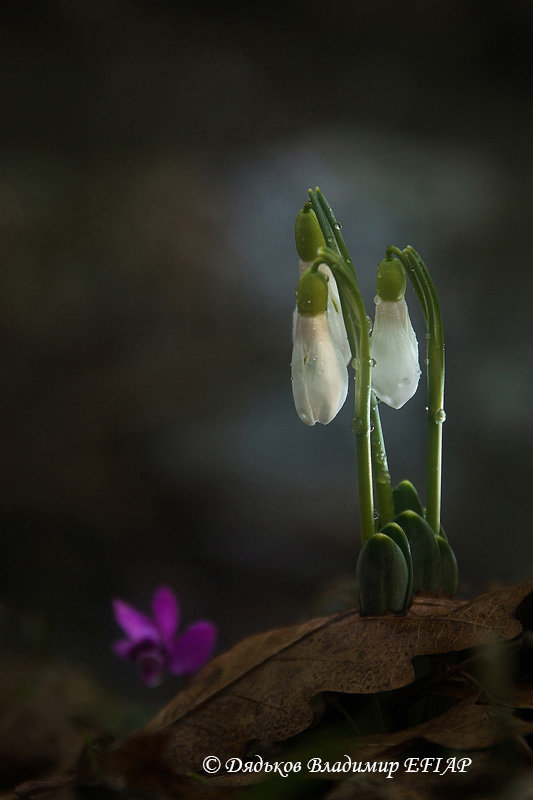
[370,298,421,409]
[291,313,348,425]
[318,264,352,365]
[291,331,316,425]
[292,305,298,344]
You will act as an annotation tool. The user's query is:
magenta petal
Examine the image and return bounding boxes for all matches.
[112,598,158,644]
[152,586,180,646]
[169,621,217,676]
[112,639,135,660]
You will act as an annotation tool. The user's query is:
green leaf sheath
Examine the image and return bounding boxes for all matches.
[370,392,395,525]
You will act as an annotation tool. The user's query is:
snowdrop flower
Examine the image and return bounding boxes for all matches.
[294,205,349,361]
[291,205,351,425]
[370,257,421,409]
[291,267,349,425]
[297,260,351,366]
[112,586,216,687]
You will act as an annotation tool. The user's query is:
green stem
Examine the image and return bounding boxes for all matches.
[310,188,394,534]
[307,189,340,256]
[308,187,363,340]
[314,187,357,278]
[386,245,445,535]
[407,248,444,536]
[370,392,395,525]
[386,246,429,325]
[316,247,375,545]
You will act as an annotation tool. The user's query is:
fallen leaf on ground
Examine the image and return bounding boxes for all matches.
[335,692,533,760]
[99,581,533,797]
[324,749,525,800]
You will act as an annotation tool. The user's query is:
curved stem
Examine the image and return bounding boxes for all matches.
[405,247,444,536]
[307,189,340,256]
[317,247,375,545]
[310,189,395,530]
[315,187,357,278]
[386,245,429,325]
[386,245,445,535]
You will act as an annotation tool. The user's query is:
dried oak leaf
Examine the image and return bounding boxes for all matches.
[324,749,520,800]
[332,692,533,762]
[101,582,533,795]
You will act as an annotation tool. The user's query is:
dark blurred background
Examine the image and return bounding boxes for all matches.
[1,0,532,705]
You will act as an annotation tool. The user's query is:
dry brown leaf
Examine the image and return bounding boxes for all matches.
[99,581,533,796]
[324,749,526,800]
[335,695,533,761]
[204,691,533,790]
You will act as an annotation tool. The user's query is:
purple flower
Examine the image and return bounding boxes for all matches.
[112,586,217,687]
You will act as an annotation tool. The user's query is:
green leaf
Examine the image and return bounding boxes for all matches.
[436,536,459,596]
[395,510,441,594]
[357,533,410,615]
[392,480,424,517]
[381,522,413,604]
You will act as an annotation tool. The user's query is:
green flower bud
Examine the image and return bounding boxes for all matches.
[394,510,441,594]
[380,522,413,604]
[436,536,459,596]
[357,533,410,615]
[376,257,406,302]
[296,268,328,316]
[392,480,425,518]
[295,206,326,262]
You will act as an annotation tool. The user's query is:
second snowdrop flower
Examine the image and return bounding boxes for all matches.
[370,257,421,409]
